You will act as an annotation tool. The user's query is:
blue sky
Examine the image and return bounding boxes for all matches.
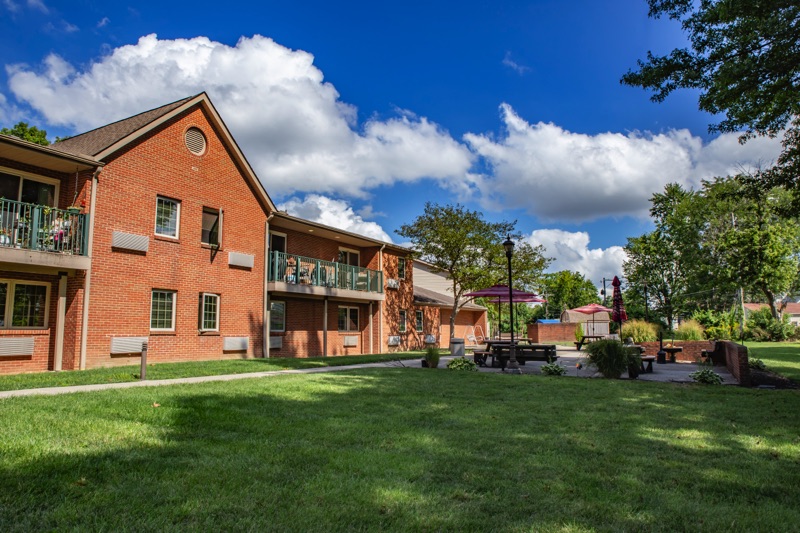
[0,0,782,285]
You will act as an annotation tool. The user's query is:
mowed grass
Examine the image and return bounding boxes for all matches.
[0,353,423,392]
[1,369,799,531]
[746,342,800,382]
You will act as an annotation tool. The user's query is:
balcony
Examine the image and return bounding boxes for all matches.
[268,251,384,301]
[0,199,90,270]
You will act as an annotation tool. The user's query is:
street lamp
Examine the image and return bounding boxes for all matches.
[503,235,520,372]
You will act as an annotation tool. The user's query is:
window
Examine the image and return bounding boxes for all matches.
[0,170,58,206]
[338,306,359,332]
[201,207,221,247]
[338,248,360,266]
[270,301,286,332]
[150,290,176,331]
[199,293,219,331]
[399,310,407,333]
[0,281,49,328]
[155,196,180,238]
[415,310,423,332]
[269,232,287,253]
[398,257,406,279]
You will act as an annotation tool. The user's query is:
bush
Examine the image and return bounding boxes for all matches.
[692,308,740,340]
[745,308,796,341]
[447,357,477,371]
[689,368,724,385]
[621,319,658,343]
[749,358,767,371]
[540,362,566,376]
[674,319,705,340]
[424,346,440,368]
[575,322,584,342]
[585,339,641,379]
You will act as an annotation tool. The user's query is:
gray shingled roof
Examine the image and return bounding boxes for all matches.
[414,286,485,310]
[52,95,197,158]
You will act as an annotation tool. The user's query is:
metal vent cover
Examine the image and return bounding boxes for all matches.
[223,336,249,351]
[343,335,358,347]
[110,337,147,355]
[228,251,255,269]
[0,337,35,356]
[185,127,207,155]
[387,335,400,347]
[112,231,149,252]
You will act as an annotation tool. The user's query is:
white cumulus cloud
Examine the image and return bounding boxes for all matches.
[528,228,627,287]
[277,194,392,243]
[4,34,473,199]
[464,104,783,222]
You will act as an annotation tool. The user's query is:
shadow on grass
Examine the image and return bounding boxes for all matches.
[1,370,799,531]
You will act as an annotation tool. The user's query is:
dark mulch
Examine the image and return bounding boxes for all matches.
[749,368,800,389]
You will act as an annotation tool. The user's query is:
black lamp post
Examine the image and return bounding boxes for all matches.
[503,235,520,372]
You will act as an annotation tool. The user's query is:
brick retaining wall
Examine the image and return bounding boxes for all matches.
[527,323,579,343]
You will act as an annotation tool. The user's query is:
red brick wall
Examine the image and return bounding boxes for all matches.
[439,308,488,347]
[0,271,60,374]
[640,340,714,363]
[85,106,269,368]
[382,251,415,351]
[528,323,580,342]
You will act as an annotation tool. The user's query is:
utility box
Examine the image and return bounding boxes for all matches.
[449,338,465,357]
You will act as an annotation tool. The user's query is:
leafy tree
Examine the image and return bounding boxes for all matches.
[1,122,50,145]
[622,1,800,193]
[624,231,685,327]
[397,202,551,337]
[538,270,599,319]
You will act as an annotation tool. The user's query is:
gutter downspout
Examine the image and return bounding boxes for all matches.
[379,244,385,353]
[79,168,101,370]
[264,213,274,358]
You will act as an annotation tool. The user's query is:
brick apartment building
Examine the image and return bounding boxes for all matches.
[0,94,485,374]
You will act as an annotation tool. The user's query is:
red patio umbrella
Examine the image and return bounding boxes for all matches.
[465,285,544,339]
[611,276,627,334]
[571,303,613,336]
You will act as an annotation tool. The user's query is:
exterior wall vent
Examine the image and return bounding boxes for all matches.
[424,334,437,344]
[228,251,254,269]
[343,335,358,347]
[112,231,149,252]
[269,337,283,349]
[185,127,207,155]
[110,337,147,355]
[386,279,400,290]
[0,337,35,356]
[387,335,400,347]
[223,336,249,351]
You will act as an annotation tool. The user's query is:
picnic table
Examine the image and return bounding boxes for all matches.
[574,335,604,351]
[472,343,558,370]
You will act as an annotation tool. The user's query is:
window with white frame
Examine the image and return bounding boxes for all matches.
[270,301,286,332]
[150,290,176,331]
[399,310,407,333]
[201,207,221,247]
[398,257,406,279]
[199,293,219,332]
[155,196,180,238]
[338,306,358,332]
[0,280,50,328]
[415,310,423,332]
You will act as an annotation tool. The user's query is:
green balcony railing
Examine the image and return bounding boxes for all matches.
[0,198,89,256]
[269,251,383,294]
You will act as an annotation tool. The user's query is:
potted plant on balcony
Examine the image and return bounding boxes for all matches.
[66,206,81,215]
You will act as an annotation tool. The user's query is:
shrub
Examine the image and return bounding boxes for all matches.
[674,319,704,340]
[424,346,440,368]
[585,339,641,379]
[540,362,566,376]
[447,357,478,371]
[692,308,740,340]
[749,358,767,371]
[621,319,658,343]
[689,368,724,385]
[574,322,584,342]
[745,308,796,341]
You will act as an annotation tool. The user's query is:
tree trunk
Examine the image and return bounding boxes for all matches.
[761,285,779,320]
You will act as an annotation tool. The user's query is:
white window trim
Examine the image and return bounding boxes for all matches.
[201,207,223,247]
[270,300,286,333]
[415,310,423,332]
[154,196,181,239]
[0,279,51,329]
[0,166,61,206]
[269,231,288,252]
[200,293,220,332]
[150,289,177,332]
[338,306,359,332]
[399,310,407,333]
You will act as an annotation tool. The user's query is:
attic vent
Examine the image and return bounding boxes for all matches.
[184,127,207,155]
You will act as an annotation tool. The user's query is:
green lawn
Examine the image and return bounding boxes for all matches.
[0,352,425,392]
[2,369,799,531]
[745,342,800,382]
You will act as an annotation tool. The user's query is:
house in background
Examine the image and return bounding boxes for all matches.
[744,302,800,325]
[0,93,448,374]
